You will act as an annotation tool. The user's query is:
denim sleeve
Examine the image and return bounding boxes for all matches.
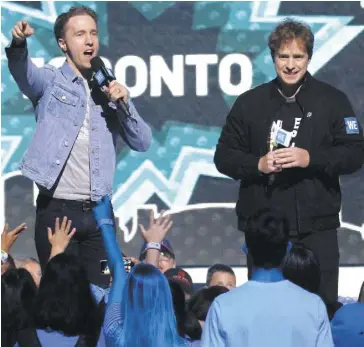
[116,99,152,152]
[98,224,127,309]
[5,42,55,105]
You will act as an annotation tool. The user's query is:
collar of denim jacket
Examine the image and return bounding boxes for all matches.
[61,61,80,83]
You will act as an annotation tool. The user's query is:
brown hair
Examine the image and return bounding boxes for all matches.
[268,18,314,60]
[54,6,98,42]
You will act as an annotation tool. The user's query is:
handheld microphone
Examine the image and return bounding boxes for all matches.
[267,125,292,186]
[90,56,131,118]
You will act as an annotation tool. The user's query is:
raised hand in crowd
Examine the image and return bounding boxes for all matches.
[1,222,27,253]
[139,210,173,267]
[48,217,76,259]
[12,20,34,44]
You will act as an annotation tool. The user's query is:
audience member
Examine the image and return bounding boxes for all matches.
[165,267,194,301]
[331,301,364,347]
[1,268,37,347]
[32,252,104,346]
[1,223,27,275]
[169,281,187,338]
[283,243,343,319]
[15,257,42,287]
[185,286,228,346]
[283,243,320,294]
[201,208,334,347]
[206,264,236,290]
[93,196,188,347]
[14,217,104,346]
[140,238,176,273]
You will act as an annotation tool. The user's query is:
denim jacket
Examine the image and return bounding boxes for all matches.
[6,44,152,201]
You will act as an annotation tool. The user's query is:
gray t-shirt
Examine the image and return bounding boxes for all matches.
[53,78,91,200]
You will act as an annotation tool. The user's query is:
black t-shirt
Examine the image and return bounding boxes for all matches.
[269,97,304,233]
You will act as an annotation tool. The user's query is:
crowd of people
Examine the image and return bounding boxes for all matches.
[2,204,364,347]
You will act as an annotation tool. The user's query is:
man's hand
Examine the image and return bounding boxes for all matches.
[1,223,27,252]
[139,210,173,244]
[12,21,34,44]
[258,151,282,174]
[274,147,310,168]
[103,80,129,104]
[48,217,76,259]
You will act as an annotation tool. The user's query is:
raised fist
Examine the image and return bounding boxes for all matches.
[12,21,34,44]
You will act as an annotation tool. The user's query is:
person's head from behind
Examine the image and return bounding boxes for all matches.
[268,18,314,85]
[119,263,182,347]
[54,6,99,75]
[282,243,320,294]
[185,286,229,340]
[15,257,42,287]
[2,268,37,346]
[35,253,100,336]
[244,208,289,269]
[206,264,236,290]
[165,267,194,301]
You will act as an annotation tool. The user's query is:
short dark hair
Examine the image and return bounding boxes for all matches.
[54,6,98,41]
[184,286,228,340]
[1,268,37,346]
[34,253,102,338]
[282,243,321,294]
[168,281,186,338]
[206,264,235,285]
[268,18,315,60]
[245,208,289,268]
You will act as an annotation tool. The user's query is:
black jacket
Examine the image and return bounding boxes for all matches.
[214,74,364,234]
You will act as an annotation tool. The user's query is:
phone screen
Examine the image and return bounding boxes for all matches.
[100,259,135,275]
[100,260,110,275]
[123,259,135,273]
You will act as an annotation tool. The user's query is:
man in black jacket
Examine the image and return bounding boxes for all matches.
[214,19,364,304]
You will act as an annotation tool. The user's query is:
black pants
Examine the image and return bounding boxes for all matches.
[247,229,339,304]
[34,194,111,288]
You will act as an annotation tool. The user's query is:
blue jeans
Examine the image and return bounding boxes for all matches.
[35,194,112,287]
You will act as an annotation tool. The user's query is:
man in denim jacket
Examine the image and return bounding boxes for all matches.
[6,6,152,287]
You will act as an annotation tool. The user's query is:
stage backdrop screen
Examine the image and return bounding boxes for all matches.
[1,1,363,268]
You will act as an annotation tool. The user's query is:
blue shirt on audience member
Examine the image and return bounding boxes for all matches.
[201,268,334,347]
[331,303,364,347]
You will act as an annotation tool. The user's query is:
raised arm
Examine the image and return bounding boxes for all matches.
[1,222,27,253]
[92,195,126,307]
[139,210,173,268]
[5,21,55,105]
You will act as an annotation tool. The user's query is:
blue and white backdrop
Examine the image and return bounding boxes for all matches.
[1,1,363,297]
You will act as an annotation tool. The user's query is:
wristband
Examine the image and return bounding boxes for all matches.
[1,250,9,265]
[97,218,114,229]
[145,242,161,251]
